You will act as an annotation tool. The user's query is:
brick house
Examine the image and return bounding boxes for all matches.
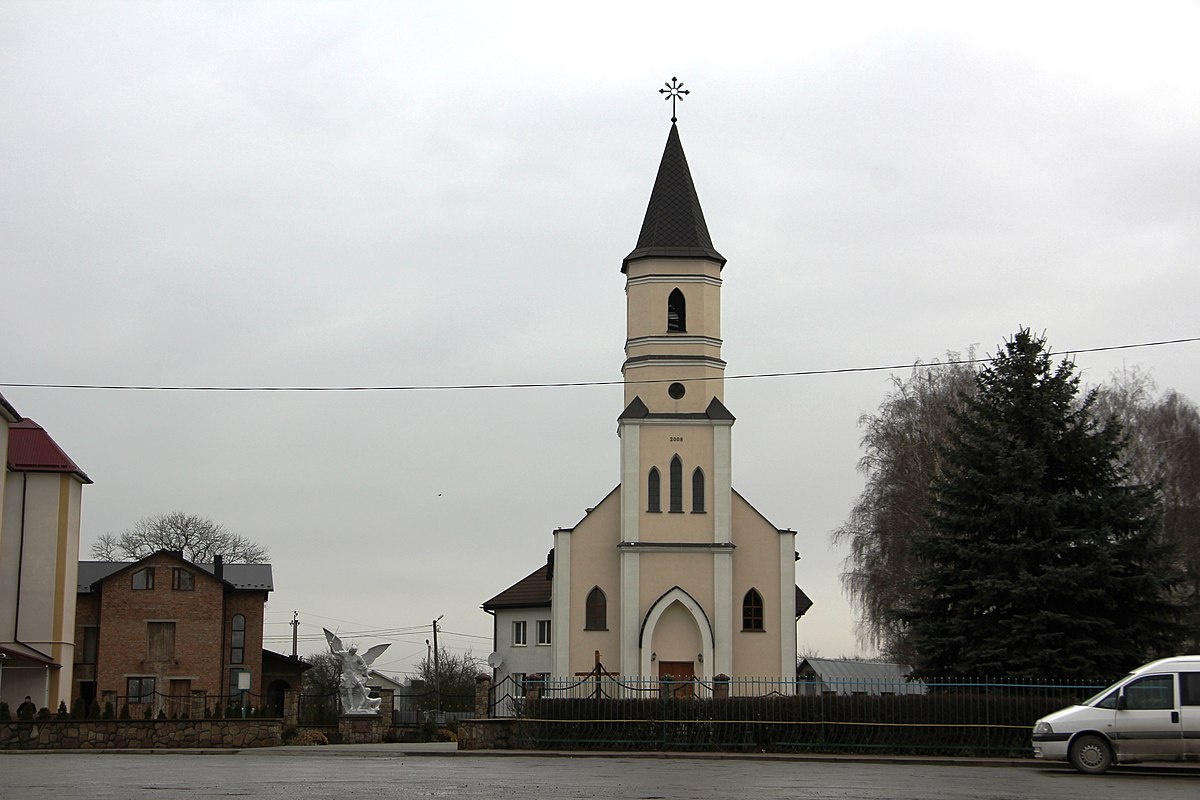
[75,550,272,715]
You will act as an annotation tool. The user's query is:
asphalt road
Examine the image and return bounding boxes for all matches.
[2,750,1198,800]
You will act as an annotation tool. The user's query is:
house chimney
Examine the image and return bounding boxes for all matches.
[214,553,224,581]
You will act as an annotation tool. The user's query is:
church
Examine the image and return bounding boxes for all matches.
[483,118,812,691]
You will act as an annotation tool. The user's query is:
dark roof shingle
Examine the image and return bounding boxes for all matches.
[623,123,725,272]
[483,564,552,610]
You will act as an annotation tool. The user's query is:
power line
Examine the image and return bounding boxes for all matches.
[3,336,1196,393]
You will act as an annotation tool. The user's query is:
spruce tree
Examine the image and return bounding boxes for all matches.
[904,328,1185,678]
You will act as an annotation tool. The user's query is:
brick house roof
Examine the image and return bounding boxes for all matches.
[78,553,273,592]
[7,418,92,483]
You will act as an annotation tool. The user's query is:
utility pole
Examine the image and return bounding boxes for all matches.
[432,615,443,717]
[290,611,299,659]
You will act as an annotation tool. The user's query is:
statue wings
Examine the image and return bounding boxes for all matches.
[323,628,388,665]
[361,643,390,666]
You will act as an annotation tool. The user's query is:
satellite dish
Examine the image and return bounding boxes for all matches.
[487,652,504,669]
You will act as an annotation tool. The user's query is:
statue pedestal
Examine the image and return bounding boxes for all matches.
[338,713,385,744]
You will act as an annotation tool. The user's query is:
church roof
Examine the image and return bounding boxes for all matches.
[483,564,552,610]
[622,123,725,272]
[7,418,92,483]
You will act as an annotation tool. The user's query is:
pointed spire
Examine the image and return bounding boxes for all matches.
[622,124,725,273]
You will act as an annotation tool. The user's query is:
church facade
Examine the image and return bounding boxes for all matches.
[484,123,811,689]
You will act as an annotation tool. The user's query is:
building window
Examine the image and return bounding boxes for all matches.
[513,620,527,646]
[172,568,194,591]
[742,589,764,631]
[148,621,176,661]
[511,673,527,698]
[536,619,552,645]
[667,288,686,332]
[131,567,154,590]
[81,626,99,665]
[230,614,245,664]
[647,467,661,513]
[127,677,155,704]
[669,456,683,513]
[692,468,705,512]
[585,587,607,630]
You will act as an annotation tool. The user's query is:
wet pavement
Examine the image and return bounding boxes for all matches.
[2,745,1198,799]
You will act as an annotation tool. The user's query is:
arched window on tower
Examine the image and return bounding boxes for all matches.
[669,456,683,513]
[692,468,705,512]
[667,288,686,332]
[647,468,661,513]
[742,589,764,631]
[585,587,607,630]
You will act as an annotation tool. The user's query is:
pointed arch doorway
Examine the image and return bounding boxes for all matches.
[640,587,714,696]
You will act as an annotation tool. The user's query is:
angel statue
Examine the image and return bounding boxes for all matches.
[323,628,390,715]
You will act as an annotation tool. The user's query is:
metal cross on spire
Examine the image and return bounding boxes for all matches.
[659,77,689,123]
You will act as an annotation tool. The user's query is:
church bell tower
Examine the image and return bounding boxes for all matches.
[615,121,738,679]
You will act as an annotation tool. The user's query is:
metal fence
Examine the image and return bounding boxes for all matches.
[490,667,1107,756]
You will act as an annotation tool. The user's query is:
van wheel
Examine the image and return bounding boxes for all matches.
[1069,734,1113,774]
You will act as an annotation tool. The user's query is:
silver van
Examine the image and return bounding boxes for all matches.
[1032,655,1200,773]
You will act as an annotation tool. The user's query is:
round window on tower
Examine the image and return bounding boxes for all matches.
[668,382,686,400]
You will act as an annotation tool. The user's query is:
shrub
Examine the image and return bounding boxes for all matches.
[0,701,10,721]
[291,729,329,746]
[56,700,70,720]
[119,704,130,720]
[102,701,115,720]
[71,698,86,719]
[37,706,52,720]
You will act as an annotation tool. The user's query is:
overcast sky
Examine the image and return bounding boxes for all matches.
[4,1,1199,677]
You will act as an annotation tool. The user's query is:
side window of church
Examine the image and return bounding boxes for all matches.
[647,468,661,512]
[742,589,764,631]
[692,468,705,513]
[585,587,607,630]
[132,567,154,590]
[513,620,527,646]
[669,456,683,513]
[667,288,686,332]
[537,619,552,645]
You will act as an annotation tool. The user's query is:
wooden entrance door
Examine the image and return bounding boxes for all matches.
[659,661,695,698]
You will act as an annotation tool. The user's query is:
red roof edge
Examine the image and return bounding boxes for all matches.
[7,418,92,483]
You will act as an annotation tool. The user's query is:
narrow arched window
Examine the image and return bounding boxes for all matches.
[647,468,661,513]
[230,614,245,664]
[585,587,607,630]
[692,468,705,513]
[742,589,764,631]
[669,456,683,513]
[667,288,686,332]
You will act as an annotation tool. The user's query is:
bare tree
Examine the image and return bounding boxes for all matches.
[1094,368,1200,648]
[832,353,978,661]
[413,647,485,712]
[89,511,268,563]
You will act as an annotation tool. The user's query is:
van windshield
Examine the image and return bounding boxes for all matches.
[1082,676,1131,707]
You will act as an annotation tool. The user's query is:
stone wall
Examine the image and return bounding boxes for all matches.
[0,719,282,750]
[457,718,518,750]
